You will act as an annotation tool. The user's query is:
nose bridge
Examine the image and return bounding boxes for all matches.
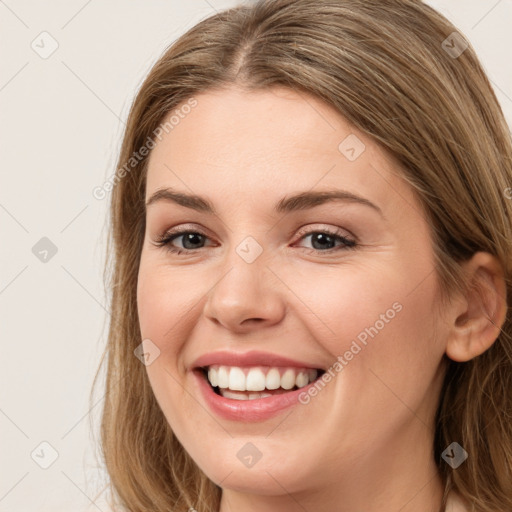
[215,233,270,303]
[234,234,265,266]
[203,233,285,329]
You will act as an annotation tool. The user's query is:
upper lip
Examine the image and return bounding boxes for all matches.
[191,350,325,370]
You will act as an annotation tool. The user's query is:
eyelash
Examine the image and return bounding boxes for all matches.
[153,226,357,255]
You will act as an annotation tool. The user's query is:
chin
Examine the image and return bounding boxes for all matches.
[195,448,315,496]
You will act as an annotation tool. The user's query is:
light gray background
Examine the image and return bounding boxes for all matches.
[1,1,511,510]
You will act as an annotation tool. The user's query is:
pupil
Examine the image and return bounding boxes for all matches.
[312,233,334,250]
[183,233,203,249]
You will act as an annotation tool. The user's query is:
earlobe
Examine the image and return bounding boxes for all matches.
[445,252,508,363]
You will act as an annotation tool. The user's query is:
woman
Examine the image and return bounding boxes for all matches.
[92,1,512,511]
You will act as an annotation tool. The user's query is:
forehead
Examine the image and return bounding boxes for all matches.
[145,86,413,218]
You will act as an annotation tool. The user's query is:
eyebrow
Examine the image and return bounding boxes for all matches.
[145,187,384,217]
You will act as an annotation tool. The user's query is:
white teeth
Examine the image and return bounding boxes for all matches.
[246,368,266,391]
[295,371,309,388]
[229,367,246,391]
[205,365,321,392]
[281,369,296,390]
[222,390,272,400]
[208,367,218,387]
[221,390,248,400]
[265,368,281,390]
[217,366,229,388]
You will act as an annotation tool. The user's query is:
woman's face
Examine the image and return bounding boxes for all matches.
[137,86,448,506]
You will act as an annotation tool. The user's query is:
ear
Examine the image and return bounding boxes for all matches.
[445,252,508,362]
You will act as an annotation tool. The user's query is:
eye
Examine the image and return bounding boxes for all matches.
[153,227,211,255]
[152,226,357,255]
[293,226,357,253]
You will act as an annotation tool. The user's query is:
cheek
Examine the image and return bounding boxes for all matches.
[136,261,202,429]
[285,266,404,354]
[289,262,442,392]
[285,265,443,458]
[137,261,206,349]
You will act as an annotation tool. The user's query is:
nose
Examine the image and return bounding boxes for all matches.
[202,248,286,332]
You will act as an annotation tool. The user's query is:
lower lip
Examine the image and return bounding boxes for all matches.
[192,369,321,422]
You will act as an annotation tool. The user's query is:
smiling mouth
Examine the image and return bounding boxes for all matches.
[200,365,326,400]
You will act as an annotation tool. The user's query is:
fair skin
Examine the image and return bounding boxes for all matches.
[137,86,507,512]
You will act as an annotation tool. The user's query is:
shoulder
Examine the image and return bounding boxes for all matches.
[446,489,471,512]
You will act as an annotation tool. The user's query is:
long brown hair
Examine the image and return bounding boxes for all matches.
[91,1,512,510]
